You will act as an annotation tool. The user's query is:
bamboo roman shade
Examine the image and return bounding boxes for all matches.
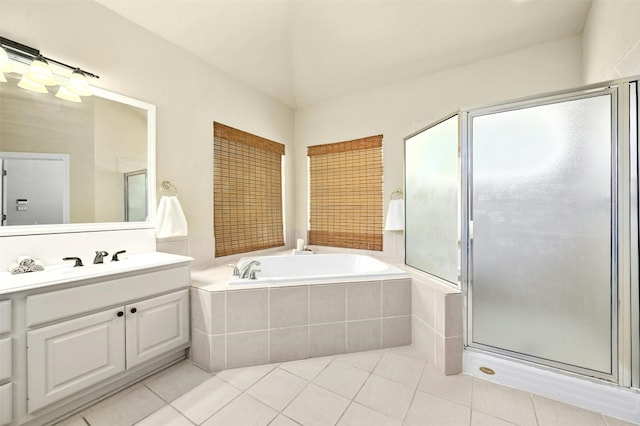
[213,122,285,257]
[308,135,384,251]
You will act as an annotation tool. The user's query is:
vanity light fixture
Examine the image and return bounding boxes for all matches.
[24,54,57,86]
[0,45,12,83]
[0,36,99,101]
[0,45,13,73]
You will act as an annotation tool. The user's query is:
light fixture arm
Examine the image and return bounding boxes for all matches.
[0,36,99,80]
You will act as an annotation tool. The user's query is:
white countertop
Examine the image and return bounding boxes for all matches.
[0,252,193,295]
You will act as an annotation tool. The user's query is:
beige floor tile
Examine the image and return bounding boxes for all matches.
[246,367,308,411]
[471,410,517,426]
[418,364,473,407]
[313,360,370,399]
[337,349,385,372]
[83,384,165,426]
[201,393,278,426]
[284,383,351,426]
[354,374,415,421]
[279,356,333,380]
[373,352,425,389]
[471,378,537,426]
[216,363,277,390]
[604,416,640,426]
[337,402,402,426]
[134,405,192,426]
[533,394,607,426]
[386,345,427,361]
[405,390,471,426]
[143,360,212,402]
[171,376,241,424]
[270,415,302,425]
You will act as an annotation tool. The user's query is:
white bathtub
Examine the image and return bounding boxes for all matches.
[228,253,408,285]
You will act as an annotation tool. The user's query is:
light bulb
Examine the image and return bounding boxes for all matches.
[17,75,48,93]
[55,85,81,103]
[25,55,57,86]
[66,69,92,96]
[0,46,13,73]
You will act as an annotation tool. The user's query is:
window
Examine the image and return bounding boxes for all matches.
[307,135,383,251]
[213,122,285,257]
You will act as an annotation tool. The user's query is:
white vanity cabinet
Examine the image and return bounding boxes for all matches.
[0,300,12,426]
[0,252,192,426]
[27,289,189,412]
[125,290,189,369]
[27,308,126,412]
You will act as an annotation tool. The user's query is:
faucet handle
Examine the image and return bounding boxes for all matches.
[112,250,127,262]
[63,257,84,267]
[249,269,261,280]
[227,264,240,277]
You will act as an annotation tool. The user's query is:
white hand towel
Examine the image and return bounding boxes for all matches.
[18,256,35,268]
[384,199,404,231]
[9,263,26,274]
[28,260,45,272]
[155,195,188,239]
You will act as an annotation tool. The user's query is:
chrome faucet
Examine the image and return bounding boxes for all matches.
[93,251,109,264]
[239,260,261,279]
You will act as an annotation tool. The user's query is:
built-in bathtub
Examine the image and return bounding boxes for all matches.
[189,253,413,371]
[229,253,409,285]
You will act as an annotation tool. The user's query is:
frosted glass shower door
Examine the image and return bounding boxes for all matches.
[405,115,459,284]
[469,91,616,377]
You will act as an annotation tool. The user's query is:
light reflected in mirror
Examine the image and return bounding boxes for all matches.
[0,74,153,228]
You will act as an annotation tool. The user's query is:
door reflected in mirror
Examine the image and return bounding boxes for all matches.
[0,73,153,227]
[125,169,148,222]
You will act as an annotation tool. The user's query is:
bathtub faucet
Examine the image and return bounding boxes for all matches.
[239,260,261,279]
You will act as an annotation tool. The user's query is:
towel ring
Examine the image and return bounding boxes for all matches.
[390,189,403,200]
[161,180,178,196]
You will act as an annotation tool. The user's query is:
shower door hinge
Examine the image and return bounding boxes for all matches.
[469,220,474,240]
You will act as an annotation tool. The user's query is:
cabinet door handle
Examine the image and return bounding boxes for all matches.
[117,311,124,317]
[130,308,137,314]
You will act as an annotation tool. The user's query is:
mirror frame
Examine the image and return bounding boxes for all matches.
[0,87,156,236]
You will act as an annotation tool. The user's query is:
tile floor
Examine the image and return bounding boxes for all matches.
[56,346,637,426]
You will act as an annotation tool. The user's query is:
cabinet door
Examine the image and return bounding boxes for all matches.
[0,383,11,426]
[28,308,125,412]
[126,290,189,368]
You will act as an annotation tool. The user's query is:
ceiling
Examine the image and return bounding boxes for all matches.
[95,0,592,109]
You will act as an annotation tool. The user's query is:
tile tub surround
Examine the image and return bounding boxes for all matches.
[189,278,413,371]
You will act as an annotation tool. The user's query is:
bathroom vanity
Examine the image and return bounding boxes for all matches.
[0,251,192,426]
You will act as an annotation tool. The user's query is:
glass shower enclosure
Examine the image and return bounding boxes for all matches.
[467,90,617,380]
[405,81,638,385]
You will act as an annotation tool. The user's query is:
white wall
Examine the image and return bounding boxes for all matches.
[295,36,584,260]
[583,0,640,83]
[0,0,295,267]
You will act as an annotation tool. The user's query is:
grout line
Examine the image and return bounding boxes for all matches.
[400,354,428,425]
[267,288,271,363]
[529,392,541,426]
[307,284,311,358]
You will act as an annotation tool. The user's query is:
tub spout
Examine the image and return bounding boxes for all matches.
[239,260,261,279]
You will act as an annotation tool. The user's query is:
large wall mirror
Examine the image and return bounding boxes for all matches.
[0,75,156,235]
